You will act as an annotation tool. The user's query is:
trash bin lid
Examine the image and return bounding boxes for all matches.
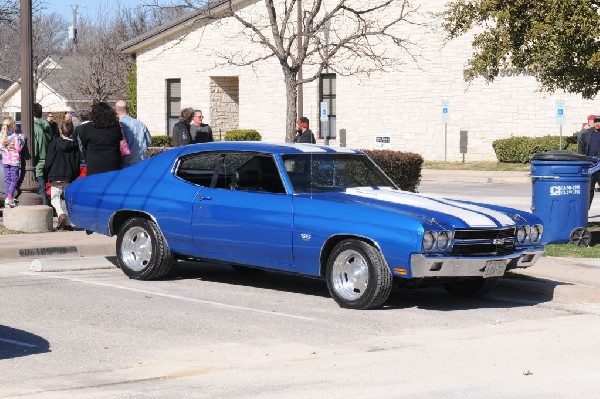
[530,150,595,162]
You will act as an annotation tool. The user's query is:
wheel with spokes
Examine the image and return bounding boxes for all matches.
[116,217,175,280]
[570,228,591,247]
[326,239,392,309]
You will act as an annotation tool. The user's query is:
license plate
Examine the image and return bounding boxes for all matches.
[483,260,506,278]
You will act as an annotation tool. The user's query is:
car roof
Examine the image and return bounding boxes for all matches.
[175,142,363,156]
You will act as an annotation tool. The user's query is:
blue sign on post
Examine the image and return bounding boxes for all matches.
[555,100,565,126]
[441,99,449,123]
[320,102,328,122]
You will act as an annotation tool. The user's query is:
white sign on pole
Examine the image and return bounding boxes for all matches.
[375,136,391,149]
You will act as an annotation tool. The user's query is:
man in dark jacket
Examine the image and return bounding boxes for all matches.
[44,120,80,229]
[293,116,316,144]
[578,115,600,207]
[172,107,194,146]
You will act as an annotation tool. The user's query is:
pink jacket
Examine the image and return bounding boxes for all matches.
[1,131,25,167]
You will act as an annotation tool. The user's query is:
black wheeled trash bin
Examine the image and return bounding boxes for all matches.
[530,150,595,245]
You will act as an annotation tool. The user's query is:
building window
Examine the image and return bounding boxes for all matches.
[166,79,181,136]
[319,74,336,139]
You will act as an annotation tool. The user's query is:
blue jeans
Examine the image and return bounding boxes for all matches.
[36,176,50,206]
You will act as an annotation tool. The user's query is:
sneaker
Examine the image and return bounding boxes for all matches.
[5,198,17,208]
[56,214,67,230]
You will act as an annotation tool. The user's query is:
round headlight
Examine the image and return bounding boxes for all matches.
[516,226,527,244]
[423,231,436,251]
[437,230,452,250]
[530,224,542,243]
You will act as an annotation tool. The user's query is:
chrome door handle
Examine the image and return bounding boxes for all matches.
[197,195,213,201]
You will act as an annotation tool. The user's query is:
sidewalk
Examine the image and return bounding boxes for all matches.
[421,168,531,184]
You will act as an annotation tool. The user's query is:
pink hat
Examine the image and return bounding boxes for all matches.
[588,114,595,121]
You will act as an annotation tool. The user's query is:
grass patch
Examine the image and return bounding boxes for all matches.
[423,161,530,172]
[542,222,600,257]
[0,224,24,235]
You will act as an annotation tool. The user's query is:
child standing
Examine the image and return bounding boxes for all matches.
[44,121,81,230]
[1,117,24,208]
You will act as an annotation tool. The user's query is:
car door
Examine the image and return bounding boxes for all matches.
[191,152,295,271]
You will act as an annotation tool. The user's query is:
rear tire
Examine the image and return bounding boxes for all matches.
[443,277,500,298]
[116,217,175,280]
[326,239,392,309]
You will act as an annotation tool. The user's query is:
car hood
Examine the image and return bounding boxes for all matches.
[311,187,527,229]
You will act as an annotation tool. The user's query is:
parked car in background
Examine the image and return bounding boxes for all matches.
[65,142,545,309]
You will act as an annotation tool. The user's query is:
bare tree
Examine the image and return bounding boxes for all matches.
[68,4,187,103]
[0,0,19,25]
[154,0,423,141]
[0,10,68,95]
[67,15,131,103]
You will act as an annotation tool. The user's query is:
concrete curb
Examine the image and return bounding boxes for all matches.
[421,169,530,184]
[29,256,118,272]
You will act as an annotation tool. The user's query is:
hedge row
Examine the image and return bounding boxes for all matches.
[362,149,423,192]
[492,135,578,163]
[224,129,261,141]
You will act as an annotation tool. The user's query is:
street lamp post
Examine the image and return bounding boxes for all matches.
[19,0,42,205]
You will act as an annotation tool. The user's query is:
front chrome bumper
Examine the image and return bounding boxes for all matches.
[409,248,544,278]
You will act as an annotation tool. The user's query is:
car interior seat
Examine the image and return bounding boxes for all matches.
[230,170,264,191]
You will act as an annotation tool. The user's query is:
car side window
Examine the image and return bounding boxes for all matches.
[176,153,222,187]
[228,153,286,194]
[176,152,286,194]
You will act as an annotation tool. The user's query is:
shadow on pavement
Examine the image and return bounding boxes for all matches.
[169,260,552,310]
[0,325,50,360]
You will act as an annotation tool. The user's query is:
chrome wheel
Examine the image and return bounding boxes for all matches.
[331,249,369,301]
[120,226,153,272]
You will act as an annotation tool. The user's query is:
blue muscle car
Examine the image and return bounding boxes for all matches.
[65,142,544,309]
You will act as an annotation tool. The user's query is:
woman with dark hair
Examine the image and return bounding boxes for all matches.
[79,102,122,175]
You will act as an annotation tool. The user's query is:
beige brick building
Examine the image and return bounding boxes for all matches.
[120,0,598,161]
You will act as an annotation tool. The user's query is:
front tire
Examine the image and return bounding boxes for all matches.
[116,217,175,280]
[326,239,392,309]
[443,277,500,298]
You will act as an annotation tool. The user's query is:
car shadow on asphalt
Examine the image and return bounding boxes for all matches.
[0,325,51,360]
[169,261,552,311]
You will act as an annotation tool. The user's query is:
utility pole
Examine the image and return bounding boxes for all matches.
[69,5,78,54]
[297,0,303,118]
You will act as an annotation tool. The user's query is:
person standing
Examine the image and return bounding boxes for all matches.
[46,112,60,138]
[293,116,316,144]
[71,112,81,129]
[73,109,91,161]
[33,103,53,205]
[1,117,25,208]
[190,109,213,143]
[44,121,80,230]
[171,107,194,147]
[79,102,122,176]
[578,115,600,207]
[115,100,152,167]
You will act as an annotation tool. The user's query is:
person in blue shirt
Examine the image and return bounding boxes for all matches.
[115,100,152,168]
[578,115,600,207]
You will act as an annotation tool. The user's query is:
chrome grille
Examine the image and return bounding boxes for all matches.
[450,227,515,256]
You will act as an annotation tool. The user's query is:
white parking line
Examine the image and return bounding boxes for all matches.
[21,272,317,321]
[0,337,38,348]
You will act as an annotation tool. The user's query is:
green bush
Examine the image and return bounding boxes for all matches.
[224,129,261,141]
[362,149,423,192]
[147,147,171,157]
[151,135,173,147]
[492,135,578,163]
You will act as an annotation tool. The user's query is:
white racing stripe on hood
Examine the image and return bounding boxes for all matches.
[345,188,514,227]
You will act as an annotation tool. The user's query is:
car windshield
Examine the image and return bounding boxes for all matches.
[282,153,398,193]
